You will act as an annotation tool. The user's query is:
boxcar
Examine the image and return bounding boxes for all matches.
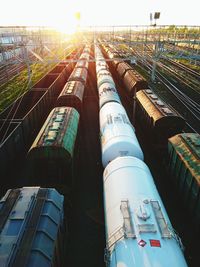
[26,107,80,190]
[68,67,88,85]
[56,81,85,114]
[168,133,200,230]
[136,89,185,144]
[0,187,65,267]
[116,62,133,78]
[123,69,148,97]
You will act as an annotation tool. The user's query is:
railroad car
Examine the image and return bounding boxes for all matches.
[68,67,88,85]
[136,89,185,144]
[0,47,23,63]
[168,133,200,230]
[123,69,148,97]
[97,70,115,88]
[75,58,89,69]
[117,61,133,77]
[98,82,121,109]
[76,49,90,69]
[56,81,84,114]
[96,61,109,74]
[25,107,79,190]
[103,156,188,267]
[0,187,65,267]
[99,102,144,167]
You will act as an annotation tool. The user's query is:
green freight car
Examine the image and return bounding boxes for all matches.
[168,133,200,230]
[25,107,80,193]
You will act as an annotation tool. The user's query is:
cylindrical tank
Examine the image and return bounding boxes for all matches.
[103,156,188,267]
[98,82,121,108]
[97,70,115,88]
[96,61,108,74]
[100,102,144,167]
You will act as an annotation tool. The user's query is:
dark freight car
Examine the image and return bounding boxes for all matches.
[123,69,148,97]
[136,89,185,144]
[25,107,80,191]
[116,61,133,77]
[168,133,200,231]
[56,81,85,113]
[0,121,25,182]
[0,187,65,267]
[0,90,51,149]
[68,67,88,85]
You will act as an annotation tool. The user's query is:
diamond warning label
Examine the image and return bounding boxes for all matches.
[138,240,147,247]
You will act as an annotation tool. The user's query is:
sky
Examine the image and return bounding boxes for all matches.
[0,0,199,31]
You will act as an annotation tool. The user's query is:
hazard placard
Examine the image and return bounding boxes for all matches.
[150,239,161,247]
[138,240,147,247]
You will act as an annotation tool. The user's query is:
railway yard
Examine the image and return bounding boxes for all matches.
[0,26,199,267]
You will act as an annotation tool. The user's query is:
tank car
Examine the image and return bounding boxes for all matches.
[103,156,188,267]
[96,61,109,74]
[56,81,84,113]
[97,70,115,88]
[0,187,65,267]
[26,107,79,189]
[98,82,121,109]
[99,102,144,167]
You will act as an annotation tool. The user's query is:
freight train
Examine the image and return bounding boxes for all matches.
[102,43,200,237]
[0,45,91,266]
[24,45,91,193]
[95,44,188,267]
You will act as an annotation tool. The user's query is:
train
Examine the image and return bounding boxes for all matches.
[95,44,188,267]
[0,46,83,180]
[95,45,144,167]
[102,43,200,235]
[0,40,198,266]
[101,44,148,97]
[24,45,91,193]
[0,45,91,266]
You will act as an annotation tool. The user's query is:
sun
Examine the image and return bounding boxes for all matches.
[53,11,80,35]
[54,23,77,35]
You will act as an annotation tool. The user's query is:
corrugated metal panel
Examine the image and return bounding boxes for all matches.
[31,107,79,156]
[123,70,148,96]
[0,187,64,267]
[136,90,185,140]
[117,62,132,78]
[26,107,79,189]
[168,133,200,228]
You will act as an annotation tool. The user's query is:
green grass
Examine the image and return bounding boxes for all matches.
[0,47,73,112]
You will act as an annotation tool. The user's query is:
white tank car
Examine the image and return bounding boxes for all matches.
[100,102,144,167]
[98,82,121,108]
[96,61,109,74]
[97,70,115,88]
[103,156,188,267]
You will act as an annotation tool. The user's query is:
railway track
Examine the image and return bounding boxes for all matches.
[67,62,105,267]
[136,59,200,133]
